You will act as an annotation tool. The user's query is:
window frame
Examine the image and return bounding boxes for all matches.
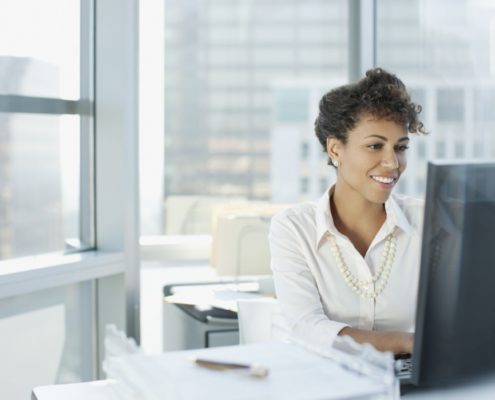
[0,0,141,380]
[0,0,95,256]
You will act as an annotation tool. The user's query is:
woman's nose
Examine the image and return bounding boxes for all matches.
[381,150,399,169]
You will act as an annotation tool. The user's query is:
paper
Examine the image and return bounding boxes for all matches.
[106,342,389,400]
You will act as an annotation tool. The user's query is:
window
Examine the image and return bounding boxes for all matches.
[437,89,464,122]
[300,177,309,194]
[301,142,309,160]
[0,0,94,260]
[0,2,138,396]
[140,0,349,237]
[320,177,330,193]
[436,140,446,158]
[378,0,495,198]
[417,141,426,159]
[275,89,309,123]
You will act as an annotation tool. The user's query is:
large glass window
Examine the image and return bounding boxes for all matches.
[0,0,80,99]
[377,0,495,197]
[0,0,93,260]
[140,0,348,236]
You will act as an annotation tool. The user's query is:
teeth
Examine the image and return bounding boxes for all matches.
[372,176,395,184]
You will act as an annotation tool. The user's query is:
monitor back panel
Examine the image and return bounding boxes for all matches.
[412,161,495,386]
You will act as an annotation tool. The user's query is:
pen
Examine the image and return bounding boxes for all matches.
[191,357,269,378]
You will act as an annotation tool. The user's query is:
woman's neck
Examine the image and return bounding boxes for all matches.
[330,184,387,256]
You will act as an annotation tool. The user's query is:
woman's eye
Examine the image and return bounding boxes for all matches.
[397,145,409,152]
[368,144,383,150]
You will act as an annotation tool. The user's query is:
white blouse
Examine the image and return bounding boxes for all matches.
[269,187,424,349]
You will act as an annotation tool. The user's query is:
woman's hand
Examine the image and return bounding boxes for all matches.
[338,327,414,354]
[380,331,414,354]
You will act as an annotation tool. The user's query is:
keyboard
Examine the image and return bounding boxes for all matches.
[394,352,413,380]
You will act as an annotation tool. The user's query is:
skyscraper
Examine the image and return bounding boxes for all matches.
[0,56,64,259]
[163,0,348,202]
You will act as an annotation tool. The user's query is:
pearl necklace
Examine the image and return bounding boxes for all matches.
[329,230,397,300]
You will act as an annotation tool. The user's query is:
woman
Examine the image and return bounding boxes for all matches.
[269,68,427,354]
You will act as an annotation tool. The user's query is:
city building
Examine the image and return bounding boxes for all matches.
[0,56,63,259]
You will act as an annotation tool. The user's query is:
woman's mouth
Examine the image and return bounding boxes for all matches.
[370,175,398,187]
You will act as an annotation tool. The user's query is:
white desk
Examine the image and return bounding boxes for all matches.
[32,343,495,399]
[32,380,117,400]
[33,342,388,399]
[402,374,495,399]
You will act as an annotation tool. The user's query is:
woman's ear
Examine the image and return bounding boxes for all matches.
[326,137,342,164]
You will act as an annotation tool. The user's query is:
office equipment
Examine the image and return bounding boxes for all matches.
[163,279,274,351]
[211,203,288,277]
[162,282,242,351]
[406,160,495,387]
[164,281,263,311]
[165,195,245,234]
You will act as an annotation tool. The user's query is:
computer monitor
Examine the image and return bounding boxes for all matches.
[412,160,495,386]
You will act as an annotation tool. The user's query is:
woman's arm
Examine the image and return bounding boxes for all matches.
[338,326,414,354]
[270,213,349,348]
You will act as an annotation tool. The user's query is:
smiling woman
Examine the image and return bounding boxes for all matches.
[328,116,410,208]
[269,68,428,355]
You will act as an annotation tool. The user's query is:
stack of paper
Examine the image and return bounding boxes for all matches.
[105,342,393,400]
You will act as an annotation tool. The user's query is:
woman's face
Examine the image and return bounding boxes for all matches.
[327,114,409,205]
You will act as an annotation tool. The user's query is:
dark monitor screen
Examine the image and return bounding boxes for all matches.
[412,160,495,386]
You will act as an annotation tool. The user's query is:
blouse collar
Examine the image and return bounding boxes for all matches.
[315,185,412,248]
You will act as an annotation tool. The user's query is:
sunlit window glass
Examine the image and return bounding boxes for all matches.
[0,0,89,260]
[155,0,348,235]
[0,114,81,260]
[377,0,495,197]
[0,0,80,99]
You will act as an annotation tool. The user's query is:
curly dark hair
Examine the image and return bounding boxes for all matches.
[315,68,427,166]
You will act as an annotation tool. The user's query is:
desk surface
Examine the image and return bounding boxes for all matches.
[402,373,495,399]
[32,343,495,400]
[32,380,117,400]
[103,342,387,399]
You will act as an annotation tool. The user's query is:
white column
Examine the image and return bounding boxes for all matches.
[95,0,140,374]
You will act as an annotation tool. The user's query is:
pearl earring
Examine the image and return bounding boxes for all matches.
[333,159,339,168]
